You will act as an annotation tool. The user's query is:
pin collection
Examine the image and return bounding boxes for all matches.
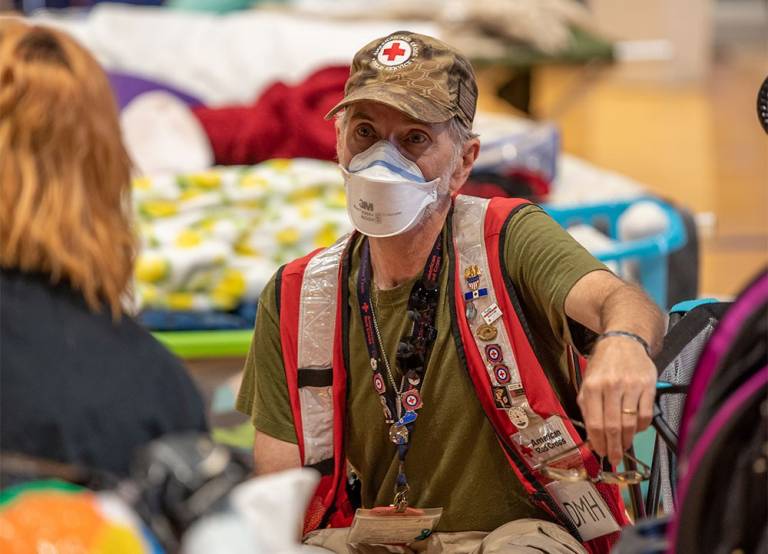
[463,263,529,430]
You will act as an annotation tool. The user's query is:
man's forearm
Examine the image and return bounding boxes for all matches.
[598,282,665,356]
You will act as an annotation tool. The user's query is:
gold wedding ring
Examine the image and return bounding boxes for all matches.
[621,408,638,415]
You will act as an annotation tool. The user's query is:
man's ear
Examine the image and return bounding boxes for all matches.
[449,137,481,194]
[462,138,481,172]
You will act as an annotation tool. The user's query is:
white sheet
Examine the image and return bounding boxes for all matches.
[31,4,439,106]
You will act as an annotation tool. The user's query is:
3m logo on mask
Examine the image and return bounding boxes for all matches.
[358,199,374,213]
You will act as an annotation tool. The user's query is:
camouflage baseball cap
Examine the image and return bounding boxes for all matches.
[325,31,478,128]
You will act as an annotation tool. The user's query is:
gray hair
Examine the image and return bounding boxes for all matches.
[447,117,478,160]
[447,117,477,146]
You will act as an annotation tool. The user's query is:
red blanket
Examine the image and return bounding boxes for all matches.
[193,66,349,165]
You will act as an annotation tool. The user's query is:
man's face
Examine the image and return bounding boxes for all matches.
[336,101,468,194]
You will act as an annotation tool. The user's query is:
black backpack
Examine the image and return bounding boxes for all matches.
[615,270,768,553]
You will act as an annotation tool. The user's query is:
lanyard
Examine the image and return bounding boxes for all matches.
[357,235,443,511]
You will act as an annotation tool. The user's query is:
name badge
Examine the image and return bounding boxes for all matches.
[512,416,575,465]
[545,481,620,541]
[347,507,443,545]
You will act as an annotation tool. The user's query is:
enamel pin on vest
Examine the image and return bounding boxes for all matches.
[463,265,483,321]
[465,265,498,341]
[476,323,498,342]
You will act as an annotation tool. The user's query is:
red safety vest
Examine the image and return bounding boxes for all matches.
[277,196,630,553]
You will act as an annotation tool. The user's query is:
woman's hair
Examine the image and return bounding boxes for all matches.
[0,20,135,317]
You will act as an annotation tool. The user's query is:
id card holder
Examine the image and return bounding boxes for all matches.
[347,507,443,545]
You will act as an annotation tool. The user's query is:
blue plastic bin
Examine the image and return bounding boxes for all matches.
[544,197,687,308]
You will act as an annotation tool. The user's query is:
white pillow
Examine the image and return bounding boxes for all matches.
[121,90,213,175]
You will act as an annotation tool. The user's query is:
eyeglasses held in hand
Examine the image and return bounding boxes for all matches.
[531,420,651,485]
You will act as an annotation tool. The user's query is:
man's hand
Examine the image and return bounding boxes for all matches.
[565,270,664,466]
[577,336,657,465]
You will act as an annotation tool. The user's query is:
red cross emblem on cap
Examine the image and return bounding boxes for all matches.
[377,39,413,67]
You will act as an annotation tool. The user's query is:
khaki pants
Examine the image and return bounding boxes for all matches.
[304,519,587,554]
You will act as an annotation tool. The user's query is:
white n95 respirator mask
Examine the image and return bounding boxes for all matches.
[340,140,440,238]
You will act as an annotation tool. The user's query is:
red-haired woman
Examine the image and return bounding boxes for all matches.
[0,20,207,479]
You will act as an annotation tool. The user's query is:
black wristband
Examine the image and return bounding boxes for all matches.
[597,330,652,358]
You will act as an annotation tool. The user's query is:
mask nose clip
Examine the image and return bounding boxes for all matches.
[346,140,426,182]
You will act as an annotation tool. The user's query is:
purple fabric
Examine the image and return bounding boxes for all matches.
[668,365,768,552]
[677,273,768,449]
[107,72,203,110]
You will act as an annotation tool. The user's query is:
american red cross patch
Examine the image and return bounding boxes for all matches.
[376,39,413,67]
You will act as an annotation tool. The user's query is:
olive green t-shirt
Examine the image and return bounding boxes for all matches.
[236,204,606,532]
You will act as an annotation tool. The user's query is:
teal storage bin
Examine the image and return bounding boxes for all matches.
[544,197,687,308]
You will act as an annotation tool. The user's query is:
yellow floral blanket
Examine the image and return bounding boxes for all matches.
[133,159,350,310]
